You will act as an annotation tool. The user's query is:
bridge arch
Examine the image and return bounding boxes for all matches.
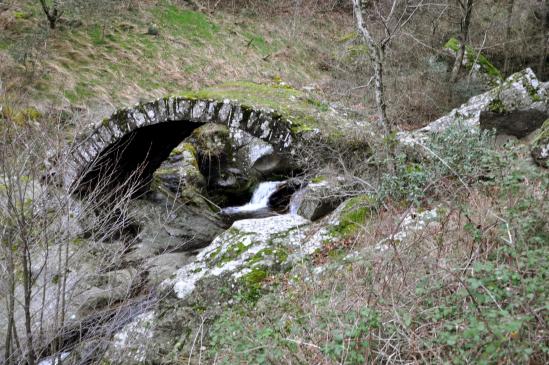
[67,97,296,195]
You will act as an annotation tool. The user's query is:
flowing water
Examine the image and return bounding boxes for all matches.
[221,181,282,217]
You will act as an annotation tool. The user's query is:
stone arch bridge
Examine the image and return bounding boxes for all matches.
[66,97,298,195]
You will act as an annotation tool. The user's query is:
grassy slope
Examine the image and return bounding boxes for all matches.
[0,0,351,116]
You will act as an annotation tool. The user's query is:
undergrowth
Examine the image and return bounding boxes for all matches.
[207,125,548,364]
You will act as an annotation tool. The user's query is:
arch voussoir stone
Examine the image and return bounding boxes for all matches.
[68,96,297,194]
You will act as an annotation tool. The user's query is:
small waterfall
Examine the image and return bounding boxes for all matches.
[221,181,281,216]
[289,187,306,215]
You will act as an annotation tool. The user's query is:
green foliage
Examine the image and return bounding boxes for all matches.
[208,144,548,363]
[488,98,506,113]
[378,123,497,205]
[444,37,502,79]
[208,287,382,364]
[416,167,548,363]
[321,308,380,364]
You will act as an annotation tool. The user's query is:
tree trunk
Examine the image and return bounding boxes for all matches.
[3,236,16,365]
[22,242,36,365]
[450,0,474,83]
[539,0,548,77]
[351,0,395,170]
[450,43,466,83]
[503,0,515,75]
[39,0,59,30]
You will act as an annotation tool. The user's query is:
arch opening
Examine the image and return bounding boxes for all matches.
[76,121,204,196]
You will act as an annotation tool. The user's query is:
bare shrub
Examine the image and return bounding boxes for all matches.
[0,104,159,364]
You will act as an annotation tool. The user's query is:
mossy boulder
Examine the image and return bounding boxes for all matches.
[400,68,549,144]
[292,180,344,221]
[154,141,206,194]
[101,214,310,364]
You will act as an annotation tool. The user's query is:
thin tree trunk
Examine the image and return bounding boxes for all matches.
[373,49,389,139]
[450,0,474,83]
[352,0,395,171]
[450,44,466,82]
[503,0,515,75]
[39,0,60,30]
[539,0,548,77]
[22,242,36,365]
[3,234,16,365]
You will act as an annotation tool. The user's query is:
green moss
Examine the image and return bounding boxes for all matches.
[241,267,268,286]
[444,37,502,79]
[289,120,315,134]
[488,98,506,113]
[169,142,197,158]
[207,246,222,262]
[311,176,326,183]
[14,11,32,20]
[444,37,460,52]
[306,98,329,112]
[329,195,373,237]
[523,80,542,102]
[180,81,327,135]
[466,50,502,79]
[247,247,289,266]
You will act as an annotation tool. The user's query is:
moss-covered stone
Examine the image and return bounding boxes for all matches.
[217,241,251,266]
[241,267,268,286]
[488,98,506,113]
[329,195,374,238]
[179,81,357,140]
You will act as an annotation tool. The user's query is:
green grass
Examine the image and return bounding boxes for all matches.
[89,25,108,45]
[0,0,351,127]
[154,5,219,41]
[243,32,273,55]
[64,82,95,104]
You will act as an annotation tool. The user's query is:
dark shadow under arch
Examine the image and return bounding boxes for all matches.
[76,120,205,196]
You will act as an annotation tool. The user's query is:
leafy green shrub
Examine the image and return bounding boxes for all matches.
[378,123,497,205]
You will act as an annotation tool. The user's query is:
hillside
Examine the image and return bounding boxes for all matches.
[0,1,353,115]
